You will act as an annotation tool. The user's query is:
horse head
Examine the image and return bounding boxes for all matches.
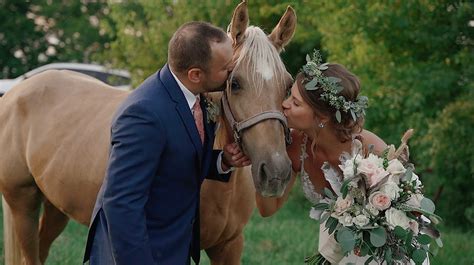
[223,1,296,197]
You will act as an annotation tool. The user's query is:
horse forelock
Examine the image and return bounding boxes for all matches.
[232,26,287,97]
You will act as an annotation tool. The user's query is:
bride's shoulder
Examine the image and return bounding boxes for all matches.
[358,130,387,156]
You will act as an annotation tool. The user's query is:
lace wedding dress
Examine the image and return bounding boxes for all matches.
[299,134,430,265]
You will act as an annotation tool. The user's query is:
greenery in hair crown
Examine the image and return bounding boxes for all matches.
[302,50,368,123]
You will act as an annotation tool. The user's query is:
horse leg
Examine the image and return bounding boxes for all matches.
[38,199,69,264]
[4,185,43,265]
[205,234,244,265]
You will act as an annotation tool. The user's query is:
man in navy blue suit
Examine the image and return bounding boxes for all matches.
[83,21,250,265]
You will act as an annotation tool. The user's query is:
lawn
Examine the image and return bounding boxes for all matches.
[1,184,472,264]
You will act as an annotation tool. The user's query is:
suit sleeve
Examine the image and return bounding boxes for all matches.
[205,150,231,182]
[101,103,164,265]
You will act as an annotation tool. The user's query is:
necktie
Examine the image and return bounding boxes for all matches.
[192,96,205,145]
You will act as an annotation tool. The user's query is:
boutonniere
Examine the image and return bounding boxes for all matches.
[204,97,220,124]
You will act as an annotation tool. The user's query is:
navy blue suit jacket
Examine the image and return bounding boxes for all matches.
[83,64,230,265]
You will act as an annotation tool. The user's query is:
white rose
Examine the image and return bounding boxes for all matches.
[334,196,353,215]
[380,181,401,200]
[338,213,354,227]
[353,214,370,227]
[387,159,406,176]
[411,173,422,188]
[366,204,379,216]
[406,193,424,208]
[385,208,410,230]
[339,158,359,180]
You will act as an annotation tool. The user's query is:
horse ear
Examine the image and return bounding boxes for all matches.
[229,0,249,46]
[268,6,297,52]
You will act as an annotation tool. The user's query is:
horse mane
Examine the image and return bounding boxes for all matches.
[232,26,287,96]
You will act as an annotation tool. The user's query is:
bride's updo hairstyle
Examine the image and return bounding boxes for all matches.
[297,63,366,142]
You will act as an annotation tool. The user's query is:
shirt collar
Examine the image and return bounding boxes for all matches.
[170,69,198,110]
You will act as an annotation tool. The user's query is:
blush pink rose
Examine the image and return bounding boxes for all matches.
[358,154,389,187]
[369,191,391,211]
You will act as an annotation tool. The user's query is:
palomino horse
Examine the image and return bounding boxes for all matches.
[0,2,296,265]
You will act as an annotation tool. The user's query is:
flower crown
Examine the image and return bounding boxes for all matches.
[301,50,368,123]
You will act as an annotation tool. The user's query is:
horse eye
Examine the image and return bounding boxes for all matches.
[231,78,240,91]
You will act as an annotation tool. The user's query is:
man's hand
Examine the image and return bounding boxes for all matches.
[222,143,251,170]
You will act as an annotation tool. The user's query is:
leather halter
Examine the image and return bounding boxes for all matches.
[221,84,292,147]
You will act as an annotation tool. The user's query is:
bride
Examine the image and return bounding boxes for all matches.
[255,52,429,264]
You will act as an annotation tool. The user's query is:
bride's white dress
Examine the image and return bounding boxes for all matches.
[299,135,430,265]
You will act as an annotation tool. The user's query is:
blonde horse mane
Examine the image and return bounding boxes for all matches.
[231,26,288,97]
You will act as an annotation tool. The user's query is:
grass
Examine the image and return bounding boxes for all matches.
[1,184,473,264]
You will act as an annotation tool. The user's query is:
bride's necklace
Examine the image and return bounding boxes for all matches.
[299,133,323,204]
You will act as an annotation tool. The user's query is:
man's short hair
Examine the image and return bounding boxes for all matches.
[168,21,229,73]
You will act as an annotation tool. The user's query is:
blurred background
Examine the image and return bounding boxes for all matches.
[1,0,473,264]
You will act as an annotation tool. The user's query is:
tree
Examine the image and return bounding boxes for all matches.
[313,1,473,227]
[0,0,112,79]
[101,0,322,85]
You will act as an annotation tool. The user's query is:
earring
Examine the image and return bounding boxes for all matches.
[319,123,325,128]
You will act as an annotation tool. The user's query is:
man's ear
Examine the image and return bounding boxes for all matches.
[187,68,203,84]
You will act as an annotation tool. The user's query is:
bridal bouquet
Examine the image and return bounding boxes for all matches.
[305,130,442,265]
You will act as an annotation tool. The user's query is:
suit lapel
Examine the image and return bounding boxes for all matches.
[159,64,203,163]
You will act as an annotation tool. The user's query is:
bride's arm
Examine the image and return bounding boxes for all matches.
[255,170,298,217]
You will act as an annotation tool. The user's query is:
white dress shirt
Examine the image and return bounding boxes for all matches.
[170,70,233,174]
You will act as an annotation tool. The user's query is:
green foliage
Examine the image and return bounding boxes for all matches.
[312,1,474,228]
[102,0,322,85]
[0,0,111,78]
[423,96,474,227]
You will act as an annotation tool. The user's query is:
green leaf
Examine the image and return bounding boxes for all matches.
[313,202,329,211]
[305,78,319,90]
[324,187,336,200]
[411,249,427,264]
[335,110,342,123]
[306,54,311,63]
[328,217,339,234]
[394,226,407,239]
[369,227,387,247]
[384,248,393,265]
[327,76,341,83]
[420,197,436,214]
[435,237,443,248]
[336,229,356,253]
[406,231,413,248]
[417,234,432,245]
[351,109,357,121]
[320,212,330,223]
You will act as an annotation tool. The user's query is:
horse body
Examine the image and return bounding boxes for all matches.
[0,2,296,265]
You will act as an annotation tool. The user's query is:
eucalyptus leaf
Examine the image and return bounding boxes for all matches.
[306,54,311,63]
[384,248,392,265]
[305,78,319,90]
[369,227,386,247]
[327,76,341,83]
[313,202,329,211]
[411,249,427,264]
[320,212,330,223]
[351,109,357,121]
[336,229,356,253]
[420,197,436,214]
[335,110,342,123]
[403,168,413,182]
[417,234,432,245]
[435,237,443,248]
[394,226,407,239]
[324,187,336,200]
